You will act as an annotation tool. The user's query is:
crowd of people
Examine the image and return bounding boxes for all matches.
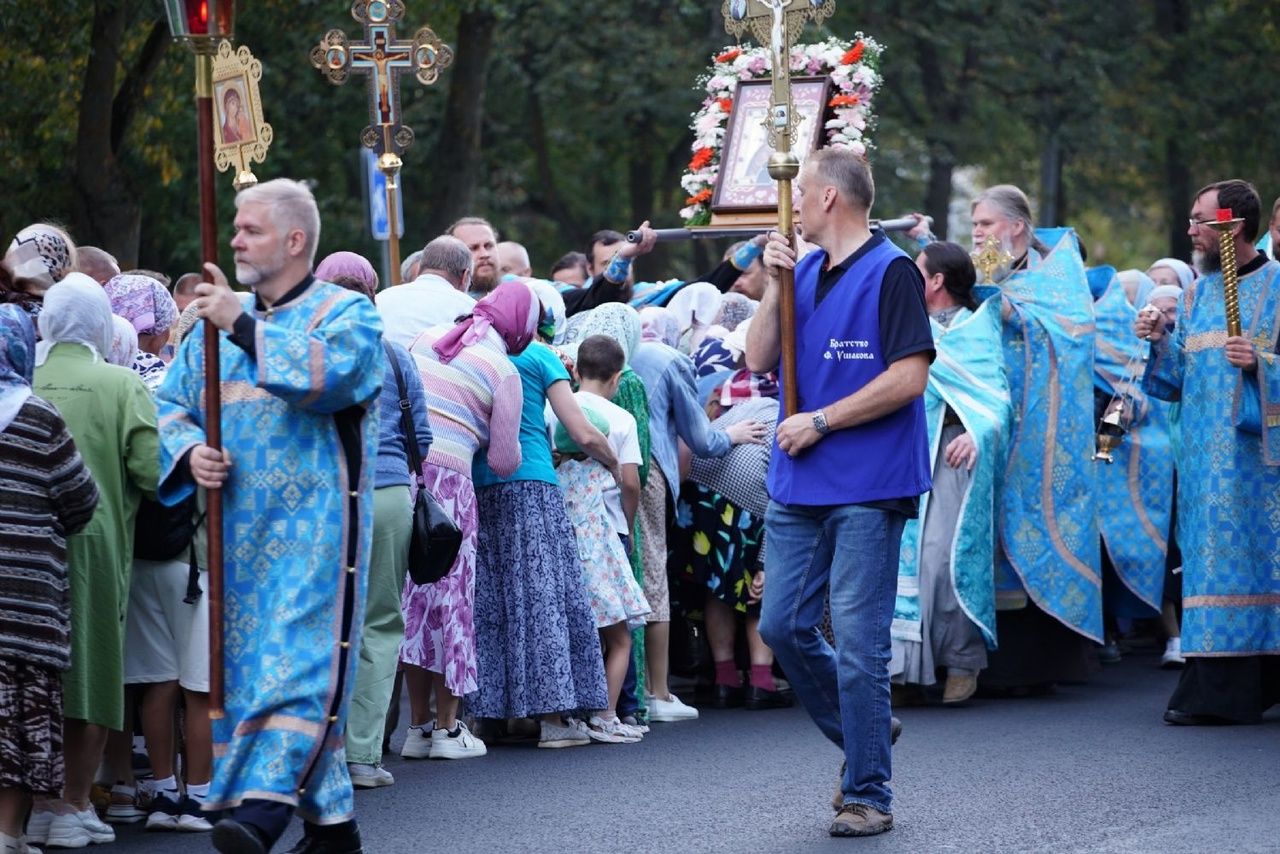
[0,147,1276,851]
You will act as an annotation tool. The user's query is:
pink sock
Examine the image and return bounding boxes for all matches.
[714,660,742,687]
[749,664,776,692]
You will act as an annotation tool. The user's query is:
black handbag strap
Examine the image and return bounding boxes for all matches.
[384,341,426,489]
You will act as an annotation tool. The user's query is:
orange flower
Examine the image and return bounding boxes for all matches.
[717,97,734,113]
[689,147,715,171]
[840,41,865,65]
[716,48,742,63]
[829,94,861,108]
[685,188,713,206]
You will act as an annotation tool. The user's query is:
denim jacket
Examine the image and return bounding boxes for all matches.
[630,341,730,501]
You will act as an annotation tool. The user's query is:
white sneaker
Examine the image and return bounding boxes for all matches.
[73,809,113,844]
[429,721,487,759]
[399,723,433,759]
[348,763,396,788]
[24,811,53,846]
[42,813,92,849]
[648,692,699,722]
[1161,638,1186,669]
[537,719,591,749]
[586,716,642,744]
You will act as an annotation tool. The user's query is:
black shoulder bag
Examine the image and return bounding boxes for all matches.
[385,342,462,585]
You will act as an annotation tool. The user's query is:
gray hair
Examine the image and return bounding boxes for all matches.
[972,184,1048,255]
[807,148,875,212]
[235,179,322,265]
[419,235,474,286]
[400,249,423,283]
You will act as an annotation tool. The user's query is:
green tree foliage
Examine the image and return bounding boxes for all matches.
[1,0,1279,279]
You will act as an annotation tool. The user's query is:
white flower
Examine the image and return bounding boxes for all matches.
[825,118,848,130]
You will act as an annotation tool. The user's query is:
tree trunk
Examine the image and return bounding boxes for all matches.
[71,5,169,268]
[1038,125,1063,227]
[421,7,497,237]
[72,1,137,266]
[923,145,954,240]
[1156,0,1193,260]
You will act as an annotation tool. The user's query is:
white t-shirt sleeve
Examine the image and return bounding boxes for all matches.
[613,410,641,467]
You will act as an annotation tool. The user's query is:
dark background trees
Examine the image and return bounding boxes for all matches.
[2,0,1278,279]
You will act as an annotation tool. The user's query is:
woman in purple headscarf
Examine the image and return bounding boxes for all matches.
[398,281,540,761]
[103,273,180,389]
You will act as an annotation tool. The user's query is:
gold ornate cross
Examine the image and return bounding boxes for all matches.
[723,0,835,149]
[310,0,454,285]
[971,235,1014,284]
[311,0,453,159]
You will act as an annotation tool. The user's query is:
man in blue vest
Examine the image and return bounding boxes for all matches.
[747,148,934,838]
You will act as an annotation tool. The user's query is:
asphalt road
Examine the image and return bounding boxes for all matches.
[113,650,1279,853]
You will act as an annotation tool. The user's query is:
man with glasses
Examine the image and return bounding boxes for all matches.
[1137,179,1280,725]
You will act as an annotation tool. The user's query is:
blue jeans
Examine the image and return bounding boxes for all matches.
[758,501,905,813]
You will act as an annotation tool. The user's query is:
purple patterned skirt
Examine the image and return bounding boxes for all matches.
[399,464,479,698]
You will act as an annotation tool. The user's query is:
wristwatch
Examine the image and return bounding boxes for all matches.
[812,410,830,436]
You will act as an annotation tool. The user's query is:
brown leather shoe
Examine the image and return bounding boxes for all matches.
[943,673,977,705]
[829,803,893,837]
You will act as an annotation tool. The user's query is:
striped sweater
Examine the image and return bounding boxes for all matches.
[0,397,100,670]
[407,326,523,478]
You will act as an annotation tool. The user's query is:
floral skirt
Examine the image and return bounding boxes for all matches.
[672,483,764,615]
[469,481,608,718]
[400,465,479,698]
[559,460,651,629]
[0,658,63,796]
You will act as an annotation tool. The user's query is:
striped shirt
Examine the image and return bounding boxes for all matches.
[0,397,100,670]
[408,326,523,478]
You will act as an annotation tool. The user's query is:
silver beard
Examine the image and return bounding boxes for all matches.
[1192,247,1219,274]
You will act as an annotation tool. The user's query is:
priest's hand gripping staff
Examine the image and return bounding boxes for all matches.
[723,0,836,417]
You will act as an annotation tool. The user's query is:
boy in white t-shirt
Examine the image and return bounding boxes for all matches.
[548,335,649,743]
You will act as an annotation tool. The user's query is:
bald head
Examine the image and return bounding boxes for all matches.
[497,241,532,278]
[173,272,202,312]
[77,246,120,284]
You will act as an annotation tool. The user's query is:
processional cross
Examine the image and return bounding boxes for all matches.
[312,0,453,284]
[723,0,835,417]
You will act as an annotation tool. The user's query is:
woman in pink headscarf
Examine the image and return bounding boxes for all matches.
[398,281,540,761]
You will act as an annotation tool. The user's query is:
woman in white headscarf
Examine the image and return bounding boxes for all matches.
[29,274,159,848]
[666,281,722,354]
[1146,257,1195,290]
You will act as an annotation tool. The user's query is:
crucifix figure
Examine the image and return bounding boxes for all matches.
[311,0,454,283]
[722,0,835,416]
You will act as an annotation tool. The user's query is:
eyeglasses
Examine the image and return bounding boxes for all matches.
[1188,217,1218,229]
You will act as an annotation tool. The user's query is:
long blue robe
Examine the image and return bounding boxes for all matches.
[981,229,1102,642]
[1144,259,1280,656]
[895,297,1010,651]
[1093,274,1174,613]
[156,281,383,823]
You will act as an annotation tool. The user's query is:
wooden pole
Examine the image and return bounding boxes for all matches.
[195,50,225,718]
[775,175,800,417]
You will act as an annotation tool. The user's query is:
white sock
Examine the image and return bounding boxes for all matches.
[186,781,210,803]
[152,775,179,795]
[1168,637,1181,652]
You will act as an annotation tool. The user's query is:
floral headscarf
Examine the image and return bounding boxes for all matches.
[640,306,681,348]
[35,273,113,366]
[104,273,179,336]
[521,278,568,344]
[716,292,757,332]
[108,315,139,367]
[574,302,642,363]
[432,279,539,363]
[4,224,76,295]
[0,304,36,431]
